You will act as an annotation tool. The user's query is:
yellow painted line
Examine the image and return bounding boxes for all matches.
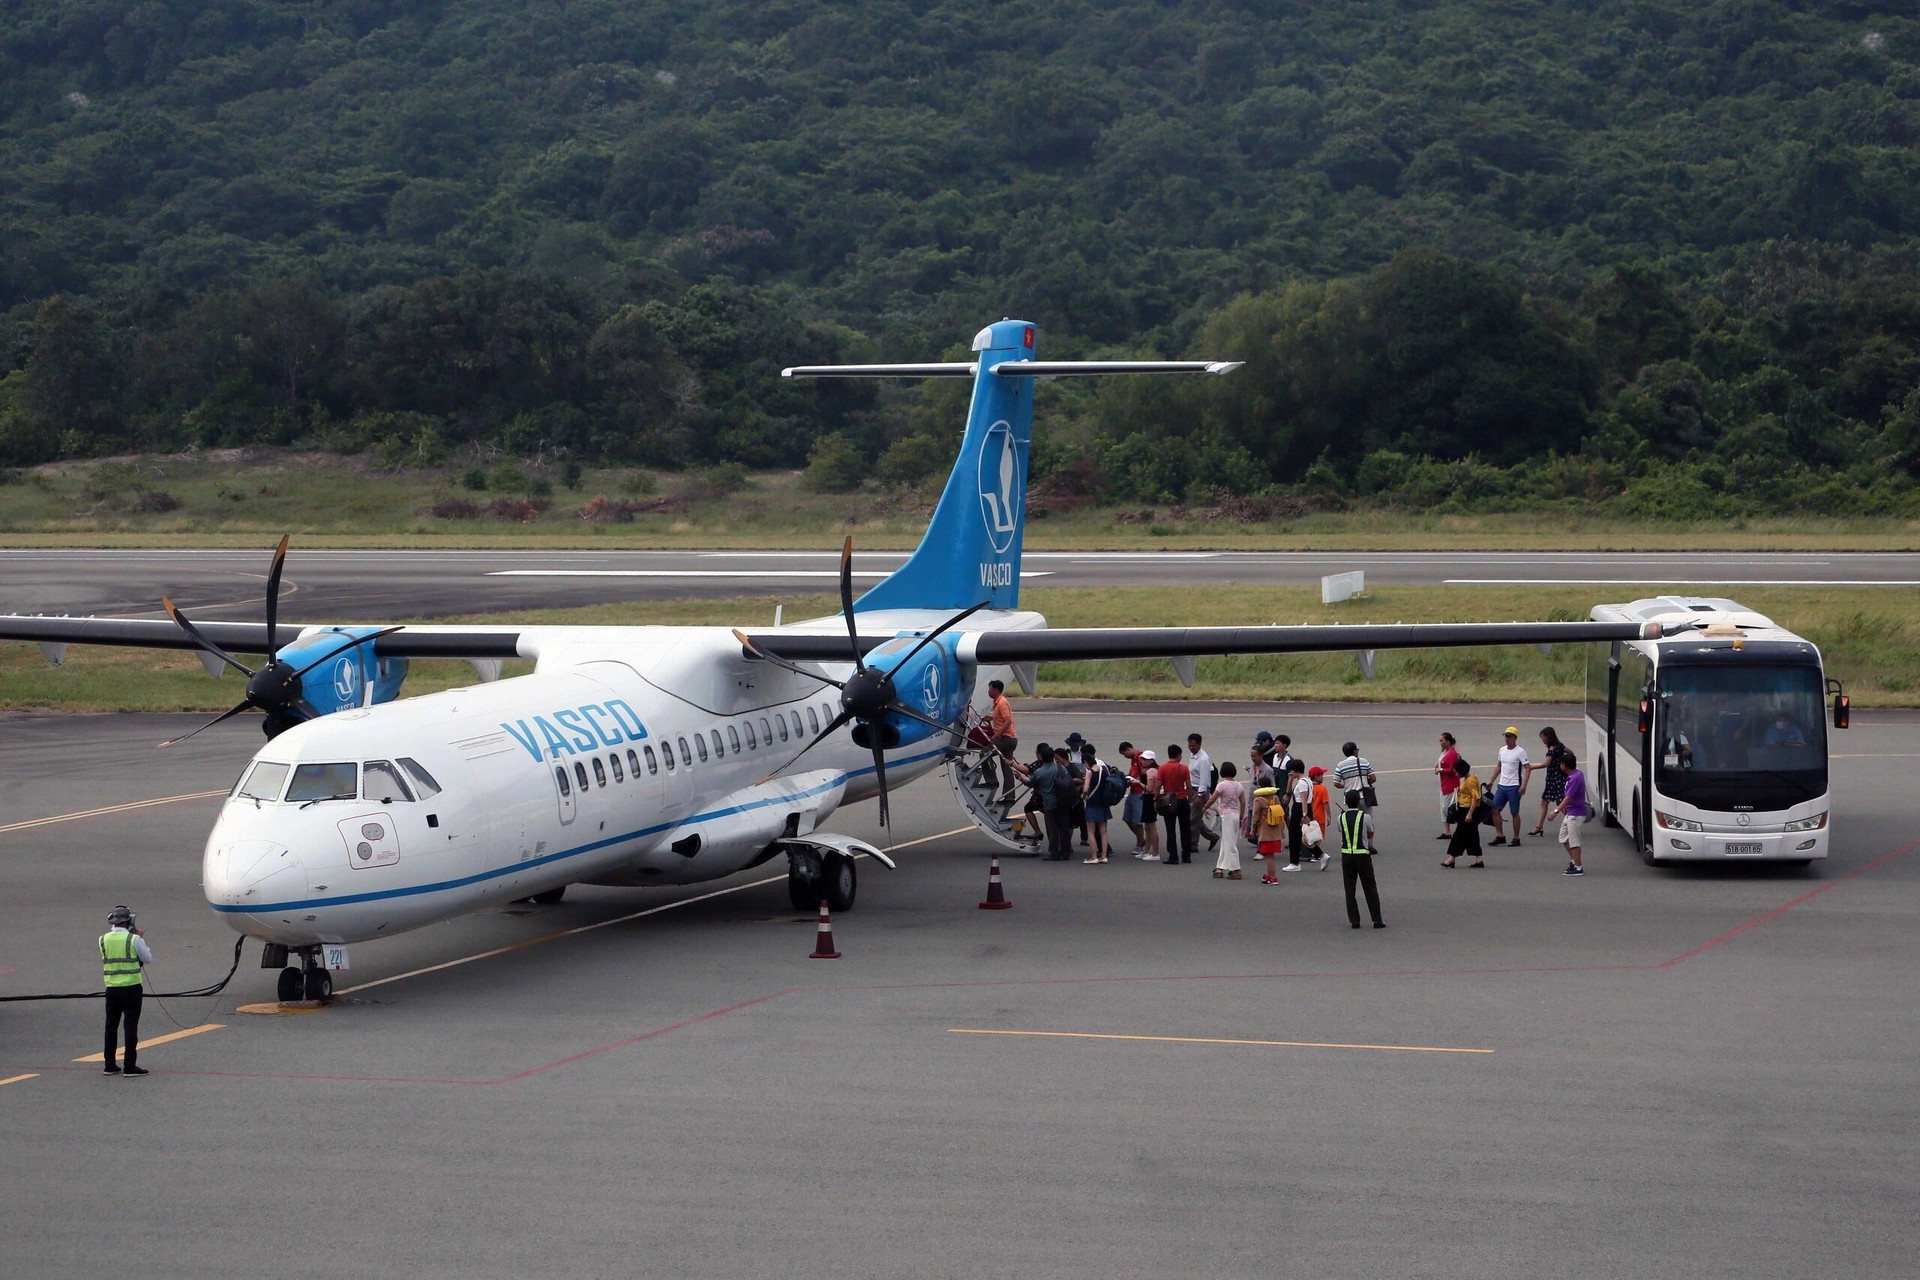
[338,825,975,996]
[73,1022,224,1063]
[948,1028,1494,1055]
[0,789,226,836]
[0,1073,39,1087]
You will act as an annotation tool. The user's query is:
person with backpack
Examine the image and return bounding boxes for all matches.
[1064,731,1091,847]
[1441,757,1486,869]
[1336,797,1386,929]
[1082,743,1122,864]
[1206,760,1246,879]
[1034,746,1079,860]
[1252,785,1289,883]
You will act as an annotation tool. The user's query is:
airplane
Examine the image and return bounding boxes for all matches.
[0,319,1654,1002]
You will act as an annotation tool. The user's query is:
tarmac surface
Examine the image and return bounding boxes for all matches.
[5,547,1920,622]
[3,702,1916,1278]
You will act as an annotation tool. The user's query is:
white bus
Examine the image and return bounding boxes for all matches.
[1584,597,1849,865]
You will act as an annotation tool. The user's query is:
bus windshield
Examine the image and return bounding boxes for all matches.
[1656,663,1827,810]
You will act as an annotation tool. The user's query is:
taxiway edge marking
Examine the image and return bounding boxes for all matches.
[0,1073,38,1087]
[72,1022,223,1063]
[948,1028,1495,1054]
[0,790,227,836]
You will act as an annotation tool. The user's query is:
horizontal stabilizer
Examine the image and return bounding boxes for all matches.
[782,362,978,378]
[990,360,1242,377]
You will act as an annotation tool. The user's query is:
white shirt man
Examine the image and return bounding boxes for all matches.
[1489,728,1531,846]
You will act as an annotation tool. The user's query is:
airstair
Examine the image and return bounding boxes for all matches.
[945,712,1046,855]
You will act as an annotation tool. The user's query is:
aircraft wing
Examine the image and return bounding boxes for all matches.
[746,620,1656,663]
[0,615,524,659]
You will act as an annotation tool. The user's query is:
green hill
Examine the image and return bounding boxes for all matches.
[3,1,1920,518]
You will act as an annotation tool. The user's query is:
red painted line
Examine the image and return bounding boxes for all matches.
[1658,838,1920,968]
[493,988,799,1083]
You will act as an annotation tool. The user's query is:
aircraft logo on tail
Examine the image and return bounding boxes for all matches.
[977,421,1022,556]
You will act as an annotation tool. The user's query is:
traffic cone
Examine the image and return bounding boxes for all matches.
[809,899,841,959]
[978,853,1012,910]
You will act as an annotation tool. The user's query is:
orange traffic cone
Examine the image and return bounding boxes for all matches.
[978,853,1012,910]
[809,899,841,959]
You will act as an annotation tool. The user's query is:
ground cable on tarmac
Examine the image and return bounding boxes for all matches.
[0,936,246,1002]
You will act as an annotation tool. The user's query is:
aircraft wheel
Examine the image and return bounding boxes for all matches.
[822,852,856,913]
[277,967,304,1002]
[787,862,818,912]
[529,886,566,905]
[304,967,333,1002]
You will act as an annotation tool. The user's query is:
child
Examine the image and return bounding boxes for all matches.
[1252,786,1287,883]
[1208,761,1245,879]
[1307,764,1333,869]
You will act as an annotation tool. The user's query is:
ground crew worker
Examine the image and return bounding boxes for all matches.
[100,905,151,1076]
[1336,805,1386,930]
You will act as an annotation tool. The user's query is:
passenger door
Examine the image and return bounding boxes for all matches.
[552,763,577,826]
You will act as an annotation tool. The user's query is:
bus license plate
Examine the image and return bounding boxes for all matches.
[1724,842,1763,856]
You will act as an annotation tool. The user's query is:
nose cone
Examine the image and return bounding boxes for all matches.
[203,826,298,913]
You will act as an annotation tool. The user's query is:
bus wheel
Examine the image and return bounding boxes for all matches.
[1632,800,1657,866]
[1598,763,1618,828]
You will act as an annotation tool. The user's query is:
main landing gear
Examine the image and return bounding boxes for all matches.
[262,943,333,1003]
[786,847,856,913]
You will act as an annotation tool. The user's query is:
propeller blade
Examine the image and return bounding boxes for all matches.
[871,742,890,827]
[883,701,960,738]
[263,533,290,651]
[776,706,855,776]
[839,536,864,673]
[161,597,255,678]
[156,699,256,748]
[287,625,404,681]
[889,599,992,671]
[731,629,845,689]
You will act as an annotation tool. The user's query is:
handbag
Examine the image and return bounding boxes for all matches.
[1302,819,1324,847]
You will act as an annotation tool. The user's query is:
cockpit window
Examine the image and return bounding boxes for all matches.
[398,757,442,799]
[362,761,414,803]
[286,762,358,803]
[237,761,290,802]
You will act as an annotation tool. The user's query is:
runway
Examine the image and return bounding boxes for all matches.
[3,703,1916,1278]
[3,547,1919,622]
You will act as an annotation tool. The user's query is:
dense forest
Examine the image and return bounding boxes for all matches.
[3,1,1920,515]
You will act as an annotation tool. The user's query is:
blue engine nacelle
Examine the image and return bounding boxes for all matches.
[852,633,973,748]
[276,627,409,717]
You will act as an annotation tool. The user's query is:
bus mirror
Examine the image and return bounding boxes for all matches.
[1637,699,1651,735]
[1832,694,1850,730]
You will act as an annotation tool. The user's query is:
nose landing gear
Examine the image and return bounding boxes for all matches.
[262,942,335,1003]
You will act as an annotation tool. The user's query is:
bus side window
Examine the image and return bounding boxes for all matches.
[555,766,570,797]
[592,757,607,787]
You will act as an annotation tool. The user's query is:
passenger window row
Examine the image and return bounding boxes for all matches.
[546,702,838,801]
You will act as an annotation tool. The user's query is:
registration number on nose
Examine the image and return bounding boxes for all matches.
[1723,842,1763,856]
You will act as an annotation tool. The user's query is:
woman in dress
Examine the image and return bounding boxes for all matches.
[1080,743,1112,864]
[1528,726,1570,837]
[1251,786,1286,883]
[1207,761,1246,879]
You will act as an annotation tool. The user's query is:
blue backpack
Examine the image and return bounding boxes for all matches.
[1097,765,1128,806]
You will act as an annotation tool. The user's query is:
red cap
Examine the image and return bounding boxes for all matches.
[1308,765,1327,779]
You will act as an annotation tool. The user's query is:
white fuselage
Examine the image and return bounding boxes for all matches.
[200,617,1032,946]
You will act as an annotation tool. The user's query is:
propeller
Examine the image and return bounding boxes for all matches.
[737,536,988,826]
[155,536,404,746]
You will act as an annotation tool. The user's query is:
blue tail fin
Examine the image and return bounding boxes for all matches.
[855,319,1037,613]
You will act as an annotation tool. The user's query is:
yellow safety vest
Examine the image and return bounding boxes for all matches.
[100,930,143,987]
[1339,809,1371,856]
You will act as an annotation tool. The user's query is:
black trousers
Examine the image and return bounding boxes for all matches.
[1447,818,1483,861]
[1287,805,1305,865]
[104,986,143,1067]
[1342,853,1383,926]
[1162,799,1192,861]
[1043,809,1073,857]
